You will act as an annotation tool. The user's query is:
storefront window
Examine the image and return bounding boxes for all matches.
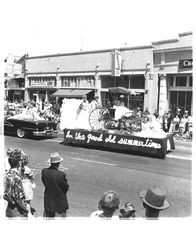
[61,76,95,88]
[186,92,192,112]
[176,76,187,87]
[168,76,174,87]
[189,76,192,86]
[129,75,144,89]
[169,91,177,113]
[169,91,192,114]
[101,75,129,88]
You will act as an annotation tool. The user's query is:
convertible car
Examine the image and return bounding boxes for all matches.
[4,116,58,138]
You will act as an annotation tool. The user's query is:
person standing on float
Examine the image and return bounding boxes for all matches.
[76,95,90,129]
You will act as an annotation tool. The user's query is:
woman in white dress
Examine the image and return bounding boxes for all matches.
[76,95,91,129]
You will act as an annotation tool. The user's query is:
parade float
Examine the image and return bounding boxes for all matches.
[60,88,175,158]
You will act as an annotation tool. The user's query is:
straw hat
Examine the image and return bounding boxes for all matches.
[47,152,64,164]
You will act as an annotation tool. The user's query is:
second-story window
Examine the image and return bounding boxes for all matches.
[176,76,187,87]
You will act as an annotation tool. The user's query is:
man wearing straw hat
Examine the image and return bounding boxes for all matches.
[139,185,170,218]
[41,152,69,218]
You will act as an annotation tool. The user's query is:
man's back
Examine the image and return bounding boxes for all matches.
[41,167,69,213]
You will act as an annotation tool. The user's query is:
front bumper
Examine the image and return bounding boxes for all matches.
[33,130,58,136]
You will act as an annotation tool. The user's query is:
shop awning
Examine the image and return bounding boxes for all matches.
[52,89,92,98]
[109,87,136,95]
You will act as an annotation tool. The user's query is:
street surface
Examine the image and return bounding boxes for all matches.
[4,133,192,217]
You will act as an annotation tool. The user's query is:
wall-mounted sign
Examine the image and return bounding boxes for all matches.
[179,59,193,69]
[111,50,122,77]
[31,81,54,87]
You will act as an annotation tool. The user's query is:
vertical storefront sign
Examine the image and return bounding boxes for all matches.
[179,59,193,69]
[111,50,122,77]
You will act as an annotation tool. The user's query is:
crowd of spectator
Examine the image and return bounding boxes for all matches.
[153,108,193,140]
[134,107,192,140]
[3,148,170,219]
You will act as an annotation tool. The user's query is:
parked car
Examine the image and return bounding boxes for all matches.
[4,116,58,138]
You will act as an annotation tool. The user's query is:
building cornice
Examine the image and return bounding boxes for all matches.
[26,68,147,76]
[152,38,179,46]
[153,46,192,53]
[26,45,153,60]
[178,31,192,37]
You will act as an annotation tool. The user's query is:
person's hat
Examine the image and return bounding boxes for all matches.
[98,191,120,209]
[47,152,64,164]
[139,185,170,210]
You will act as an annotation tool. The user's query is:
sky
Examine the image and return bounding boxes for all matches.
[1,0,195,58]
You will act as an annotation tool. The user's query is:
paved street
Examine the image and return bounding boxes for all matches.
[4,133,192,218]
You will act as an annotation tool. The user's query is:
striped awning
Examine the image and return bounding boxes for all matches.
[52,89,92,97]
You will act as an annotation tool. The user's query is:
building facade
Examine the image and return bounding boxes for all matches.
[23,32,192,115]
[153,32,193,115]
[25,46,155,112]
[4,54,26,102]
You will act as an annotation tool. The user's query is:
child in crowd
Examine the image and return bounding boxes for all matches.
[119,202,136,219]
[20,155,36,217]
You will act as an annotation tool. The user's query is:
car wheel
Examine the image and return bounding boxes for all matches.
[16,128,26,138]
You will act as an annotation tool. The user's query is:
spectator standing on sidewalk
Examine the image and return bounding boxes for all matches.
[41,152,69,218]
[184,110,189,136]
[4,149,28,218]
[173,114,180,135]
[179,114,188,140]
[139,185,170,219]
[168,109,174,133]
[187,115,193,140]
[20,155,36,217]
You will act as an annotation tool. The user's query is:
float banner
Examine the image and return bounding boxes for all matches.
[63,129,175,158]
